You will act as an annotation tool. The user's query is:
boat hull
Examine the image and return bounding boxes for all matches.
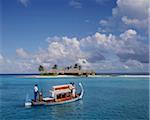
[31,96,81,106]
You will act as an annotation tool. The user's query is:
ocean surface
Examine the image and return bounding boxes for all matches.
[0,75,149,120]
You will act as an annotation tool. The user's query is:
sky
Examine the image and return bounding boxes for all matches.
[0,0,149,73]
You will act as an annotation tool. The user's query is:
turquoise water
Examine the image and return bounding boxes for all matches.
[0,75,149,120]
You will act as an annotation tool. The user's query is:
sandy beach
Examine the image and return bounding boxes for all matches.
[19,75,77,78]
[18,75,150,78]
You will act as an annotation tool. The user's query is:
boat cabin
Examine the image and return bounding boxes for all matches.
[50,83,76,101]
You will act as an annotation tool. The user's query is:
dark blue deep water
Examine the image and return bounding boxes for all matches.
[0,75,149,120]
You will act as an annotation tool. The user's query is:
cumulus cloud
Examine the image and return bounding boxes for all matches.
[123,59,148,72]
[0,54,4,64]
[81,29,149,64]
[114,0,148,18]
[122,16,140,25]
[99,0,149,33]
[1,0,148,73]
[117,30,148,63]
[99,20,108,26]
[76,58,91,70]
[69,0,82,8]
[34,36,85,66]
[97,0,149,66]
[1,29,149,73]
[120,29,137,41]
[121,16,148,29]
[32,30,148,72]
[0,59,36,73]
[16,48,29,58]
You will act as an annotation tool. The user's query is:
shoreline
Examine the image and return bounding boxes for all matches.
[17,75,150,78]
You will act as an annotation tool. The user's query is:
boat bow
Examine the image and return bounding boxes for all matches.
[79,82,84,99]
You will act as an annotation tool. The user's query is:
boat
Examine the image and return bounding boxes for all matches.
[25,82,84,107]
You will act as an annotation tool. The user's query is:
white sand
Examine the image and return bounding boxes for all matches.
[20,75,77,78]
[19,74,149,78]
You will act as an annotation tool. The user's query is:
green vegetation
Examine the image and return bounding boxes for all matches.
[38,65,45,72]
[52,64,58,69]
[38,63,95,76]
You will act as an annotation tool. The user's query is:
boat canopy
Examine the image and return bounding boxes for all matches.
[52,84,74,91]
[53,89,71,95]
[49,84,75,96]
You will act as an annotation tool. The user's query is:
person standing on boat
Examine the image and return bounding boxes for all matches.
[34,84,39,101]
[70,82,76,97]
[72,84,76,97]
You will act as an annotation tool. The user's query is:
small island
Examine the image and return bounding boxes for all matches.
[38,64,95,76]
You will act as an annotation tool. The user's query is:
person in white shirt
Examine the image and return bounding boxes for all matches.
[70,82,76,97]
[34,84,38,101]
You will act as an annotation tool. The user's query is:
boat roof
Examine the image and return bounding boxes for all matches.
[53,88,71,95]
[53,84,70,88]
[52,84,74,90]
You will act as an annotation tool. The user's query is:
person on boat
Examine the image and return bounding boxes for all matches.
[70,82,76,97]
[72,84,76,97]
[39,89,43,102]
[34,84,39,101]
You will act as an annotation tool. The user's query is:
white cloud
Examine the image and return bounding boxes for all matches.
[99,20,108,26]
[1,29,149,73]
[80,29,148,64]
[18,0,30,7]
[122,16,139,25]
[0,59,37,73]
[124,59,145,72]
[115,0,148,19]
[0,54,4,64]
[120,29,137,41]
[121,16,148,29]
[99,0,149,33]
[69,0,82,8]
[16,48,29,58]
[35,36,85,66]
[76,58,91,70]
[115,0,148,29]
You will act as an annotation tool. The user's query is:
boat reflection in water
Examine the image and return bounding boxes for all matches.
[50,99,83,119]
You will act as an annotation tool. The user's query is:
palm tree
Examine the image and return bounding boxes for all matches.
[78,65,82,70]
[38,65,45,73]
[74,63,78,69]
[52,64,58,69]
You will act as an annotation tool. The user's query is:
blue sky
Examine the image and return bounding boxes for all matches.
[0,0,149,73]
[2,0,115,53]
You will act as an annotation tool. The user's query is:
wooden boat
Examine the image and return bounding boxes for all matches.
[25,83,84,107]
